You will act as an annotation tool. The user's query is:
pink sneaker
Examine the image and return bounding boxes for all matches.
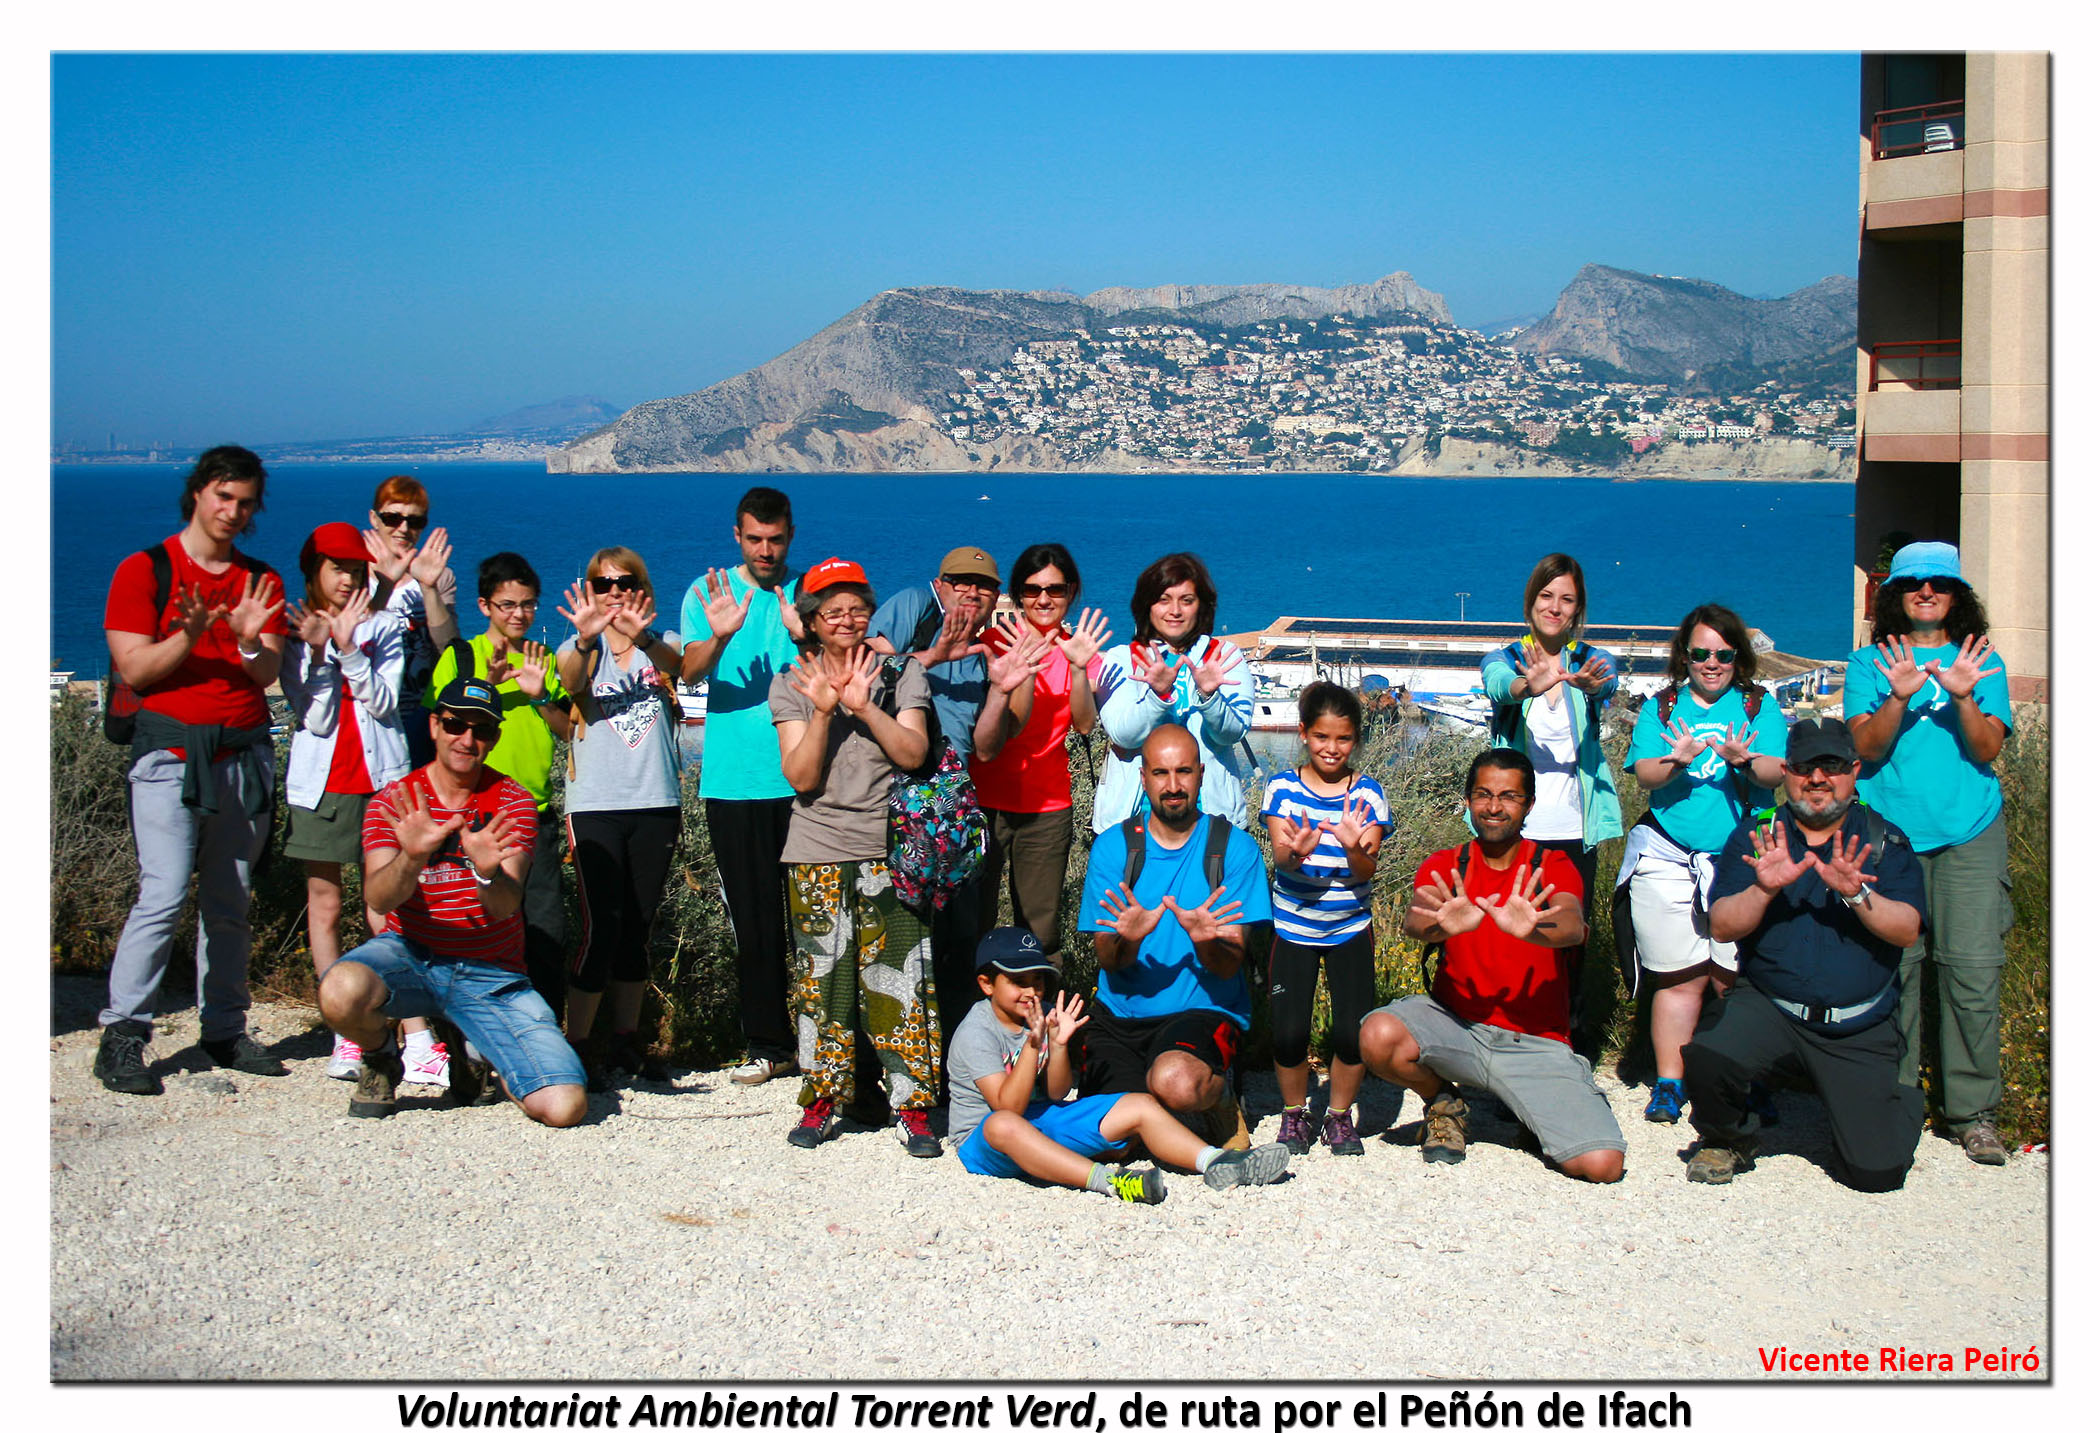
[326,1035,363,1081]
[402,1040,451,1089]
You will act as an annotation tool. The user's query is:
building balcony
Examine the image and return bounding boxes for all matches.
[1864,104,1966,231]
[1869,339,1961,391]
[1872,102,1965,160]
[1861,340,1961,462]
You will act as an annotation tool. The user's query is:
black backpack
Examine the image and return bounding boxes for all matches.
[1119,812,1233,896]
[1418,839,1548,995]
[103,544,268,744]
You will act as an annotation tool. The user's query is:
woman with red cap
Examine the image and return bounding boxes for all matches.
[281,522,413,1080]
[768,557,943,1157]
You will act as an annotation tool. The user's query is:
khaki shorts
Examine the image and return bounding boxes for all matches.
[283,789,370,865]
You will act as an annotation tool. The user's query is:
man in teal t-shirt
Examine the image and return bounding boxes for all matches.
[679,487,804,1085]
[1843,540,2016,1166]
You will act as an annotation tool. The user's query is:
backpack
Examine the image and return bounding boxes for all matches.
[1418,839,1548,995]
[876,656,986,916]
[1118,812,1233,895]
[104,543,268,744]
[1647,681,1766,810]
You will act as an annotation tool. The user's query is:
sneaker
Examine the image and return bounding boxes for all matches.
[326,1035,363,1081]
[1686,1136,1758,1185]
[602,1032,670,1083]
[1277,1106,1314,1155]
[1747,1081,1782,1127]
[1105,1166,1169,1204]
[730,1056,796,1086]
[897,1108,942,1158]
[1202,1142,1292,1190]
[787,1096,836,1149]
[1322,1108,1365,1156]
[94,1023,161,1096]
[1421,1087,1469,1165]
[1644,1078,1687,1124]
[1961,1122,2009,1166]
[202,1032,288,1076]
[348,1043,404,1119]
[401,1040,451,1089]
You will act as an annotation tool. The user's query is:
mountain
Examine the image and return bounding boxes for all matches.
[1508,265,1855,389]
[246,396,628,463]
[467,396,623,434]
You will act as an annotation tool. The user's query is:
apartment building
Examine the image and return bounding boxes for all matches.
[1855,53,2049,700]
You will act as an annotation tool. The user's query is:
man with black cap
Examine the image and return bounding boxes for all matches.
[316,673,588,1126]
[1684,717,1929,1190]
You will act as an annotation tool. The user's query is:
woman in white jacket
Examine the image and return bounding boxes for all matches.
[280,522,412,1079]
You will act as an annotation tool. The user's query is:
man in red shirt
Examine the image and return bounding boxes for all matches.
[317,675,587,1126]
[1360,748,1626,1182]
[97,447,289,1095]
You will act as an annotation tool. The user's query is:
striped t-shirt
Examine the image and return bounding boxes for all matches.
[1261,769,1392,943]
[362,767,538,971]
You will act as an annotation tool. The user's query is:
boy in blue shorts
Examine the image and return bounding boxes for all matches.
[947,927,1292,1203]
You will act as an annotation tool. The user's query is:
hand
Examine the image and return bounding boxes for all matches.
[927,600,988,663]
[1663,717,1710,767]
[1568,654,1612,693]
[1410,870,1483,936]
[1923,633,2004,701]
[832,646,882,717]
[1132,642,1182,700]
[510,640,551,700]
[407,527,452,590]
[786,650,841,715]
[1016,987,1047,1047]
[362,524,411,585]
[1323,793,1379,854]
[283,599,331,650]
[696,568,753,639]
[1046,990,1090,1047]
[986,618,1050,696]
[386,781,464,860]
[1097,882,1164,945]
[225,569,284,648]
[1804,833,1880,901]
[173,584,219,642]
[775,583,805,642]
[1519,641,1569,698]
[1872,635,1928,700]
[608,593,659,642]
[1163,885,1246,945]
[1474,863,1559,941]
[1190,641,1242,698]
[328,587,371,654]
[1272,814,1323,865]
[1743,819,1814,893]
[558,581,612,644]
[1058,608,1111,671]
[460,807,528,879]
[1711,721,1755,769]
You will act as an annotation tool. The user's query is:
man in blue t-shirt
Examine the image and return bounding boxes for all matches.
[1076,726,1272,1145]
[679,487,803,1086]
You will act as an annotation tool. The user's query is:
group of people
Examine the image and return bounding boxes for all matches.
[89,445,2019,1206]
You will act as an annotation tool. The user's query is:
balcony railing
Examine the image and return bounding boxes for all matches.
[1869,339,1962,391]
[1872,102,1965,160]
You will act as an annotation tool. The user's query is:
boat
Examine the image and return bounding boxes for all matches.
[674,677,708,726]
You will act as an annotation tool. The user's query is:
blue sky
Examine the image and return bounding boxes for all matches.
[51,51,1860,449]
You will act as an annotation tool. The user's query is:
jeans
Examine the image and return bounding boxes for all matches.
[341,933,585,1099]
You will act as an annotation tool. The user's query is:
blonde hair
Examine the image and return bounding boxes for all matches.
[586,546,654,602]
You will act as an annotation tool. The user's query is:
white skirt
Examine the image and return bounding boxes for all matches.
[1626,842,1738,976]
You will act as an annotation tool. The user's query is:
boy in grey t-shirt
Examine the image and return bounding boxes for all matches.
[948,928,1294,1203]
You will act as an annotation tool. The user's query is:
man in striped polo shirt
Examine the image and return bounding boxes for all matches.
[318,675,587,1125]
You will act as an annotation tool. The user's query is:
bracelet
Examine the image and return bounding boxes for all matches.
[237,645,263,661]
[472,866,498,887]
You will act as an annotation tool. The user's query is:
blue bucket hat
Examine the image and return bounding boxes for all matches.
[1887,541,1964,584]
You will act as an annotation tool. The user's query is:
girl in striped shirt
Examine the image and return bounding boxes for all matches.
[1262,682,1391,1156]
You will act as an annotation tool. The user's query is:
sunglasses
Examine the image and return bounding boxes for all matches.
[1888,576,1957,595]
[1018,582,1070,600]
[942,574,1001,592]
[1786,757,1854,777]
[374,511,428,532]
[437,713,501,742]
[589,574,643,594]
[1687,646,1737,664]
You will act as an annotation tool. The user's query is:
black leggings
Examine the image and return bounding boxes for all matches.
[566,806,681,995]
[1268,928,1376,1068]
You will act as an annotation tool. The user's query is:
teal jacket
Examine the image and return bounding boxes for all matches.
[1480,636,1625,849]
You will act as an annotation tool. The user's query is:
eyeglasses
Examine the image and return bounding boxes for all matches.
[1018,582,1070,600]
[1785,757,1854,777]
[589,574,643,594]
[816,606,871,626]
[1687,646,1737,664]
[942,574,1001,593]
[437,713,500,742]
[375,511,428,532]
[488,598,538,615]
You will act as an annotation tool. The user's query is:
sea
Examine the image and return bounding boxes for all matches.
[49,463,1856,683]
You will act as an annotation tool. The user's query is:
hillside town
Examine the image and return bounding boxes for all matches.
[941,316,1857,471]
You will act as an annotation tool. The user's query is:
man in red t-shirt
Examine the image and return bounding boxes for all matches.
[317,675,587,1126]
[1360,748,1626,1182]
[96,446,289,1096]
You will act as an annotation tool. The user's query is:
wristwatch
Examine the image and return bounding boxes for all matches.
[1839,886,1872,910]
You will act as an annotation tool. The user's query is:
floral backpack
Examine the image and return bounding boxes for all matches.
[875,656,987,916]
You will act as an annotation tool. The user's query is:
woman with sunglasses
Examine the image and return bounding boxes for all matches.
[363,475,459,767]
[768,558,943,1156]
[1617,603,1784,1122]
[1844,541,2014,1166]
[554,547,685,1088]
[969,543,1111,963]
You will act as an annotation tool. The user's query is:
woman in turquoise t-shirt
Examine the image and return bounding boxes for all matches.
[1843,541,2014,1165]
[1618,604,1785,1123]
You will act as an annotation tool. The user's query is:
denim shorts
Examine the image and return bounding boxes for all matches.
[342,934,584,1099]
[957,1093,1130,1179]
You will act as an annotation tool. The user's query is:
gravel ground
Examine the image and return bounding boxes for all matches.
[49,978,2048,1382]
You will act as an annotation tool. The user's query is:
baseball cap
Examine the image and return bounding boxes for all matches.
[432,673,503,724]
[1785,716,1857,766]
[939,546,999,585]
[1887,541,1964,584]
[803,557,869,594]
[974,926,1057,981]
[300,521,368,569]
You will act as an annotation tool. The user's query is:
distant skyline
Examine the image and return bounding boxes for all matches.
[52,51,1859,450]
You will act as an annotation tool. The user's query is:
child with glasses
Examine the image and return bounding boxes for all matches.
[364,475,459,768]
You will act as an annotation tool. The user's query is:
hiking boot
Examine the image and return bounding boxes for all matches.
[1747,1080,1781,1127]
[325,1034,363,1081]
[1202,1090,1251,1151]
[1686,1137,1758,1185]
[1105,1166,1168,1204]
[730,1056,796,1086]
[401,1039,451,1089]
[1644,1078,1687,1124]
[787,1096,836,1149]
[1421,1087,1468,1165]
[897,1108,942,1158]
[1202,1142,1292,1190]
[570,1039,610,1094]
[602,1032,669,1083]
[94,1022,161,1096]
[1322,1107,1364,1156]
[1276,1106,1315,1155]
[348,1043,404,1119]
[1961,1122,2009,1167]
[202,1032,287,1076]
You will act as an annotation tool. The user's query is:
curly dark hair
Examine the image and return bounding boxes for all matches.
[1130,551,1217,647]
[1666,603,1760,690]
[1870,579,1990,645]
